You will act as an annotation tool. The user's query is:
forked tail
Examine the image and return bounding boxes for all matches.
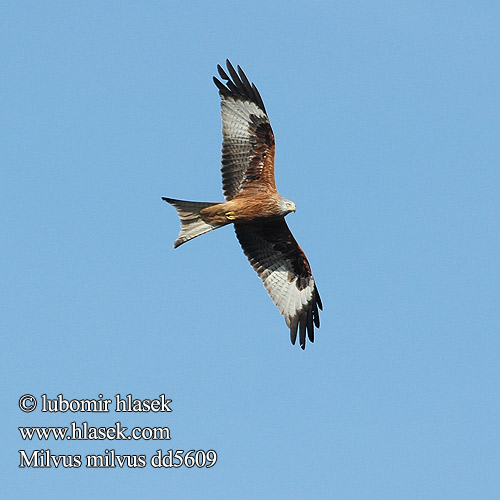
[162,198,226,248]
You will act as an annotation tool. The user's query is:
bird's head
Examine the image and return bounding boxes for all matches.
[279,197,296,216]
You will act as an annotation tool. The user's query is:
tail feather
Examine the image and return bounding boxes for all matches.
[162,197,226,248]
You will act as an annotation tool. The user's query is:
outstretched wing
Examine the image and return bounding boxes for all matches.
[234,219,322,349]
[213,60,276,201]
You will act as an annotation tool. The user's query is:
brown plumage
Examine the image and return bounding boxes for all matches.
[163,60,322,349]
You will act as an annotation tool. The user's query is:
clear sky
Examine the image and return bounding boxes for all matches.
[3,2,499,499]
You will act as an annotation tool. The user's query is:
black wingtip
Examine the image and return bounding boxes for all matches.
[315,286,323,310]
[226,59,238,79]
[298,316,307,350]
[213,76,226,93]
[217,64,229,81]
[307,309,314,343]
[289,286,322,350]
[290,317,298,345]
[213,60,267,114]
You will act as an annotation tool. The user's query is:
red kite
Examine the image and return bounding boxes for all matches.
[163,61,322,349]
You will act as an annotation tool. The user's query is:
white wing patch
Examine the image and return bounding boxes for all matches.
[221,97,266,133]
[262,265,314,324]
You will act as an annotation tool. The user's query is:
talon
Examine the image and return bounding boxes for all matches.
[225,211,236,220]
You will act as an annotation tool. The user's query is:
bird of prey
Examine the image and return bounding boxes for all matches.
[163,60,322,349]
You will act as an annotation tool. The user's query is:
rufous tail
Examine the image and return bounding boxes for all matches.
[162,198,227,248]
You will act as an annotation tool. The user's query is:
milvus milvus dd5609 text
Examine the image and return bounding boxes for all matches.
[163,61,322,349]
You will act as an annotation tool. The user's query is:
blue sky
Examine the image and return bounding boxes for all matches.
[3,2,499,499]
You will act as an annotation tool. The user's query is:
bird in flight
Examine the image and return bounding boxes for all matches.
[163,60,322,349]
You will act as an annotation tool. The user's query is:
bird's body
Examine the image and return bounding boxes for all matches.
[163,61,322,349]
[200,192,294,224]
